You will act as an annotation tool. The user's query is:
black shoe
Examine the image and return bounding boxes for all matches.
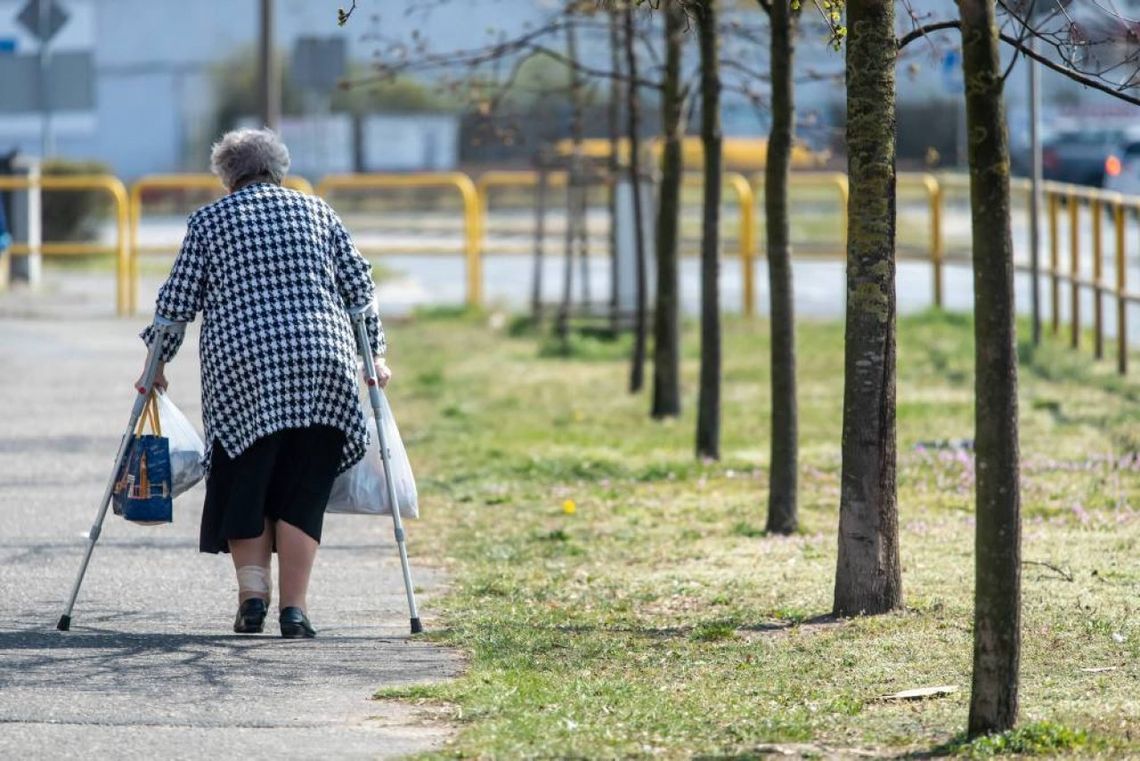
[234,598,268,634]
[279,606,316,639]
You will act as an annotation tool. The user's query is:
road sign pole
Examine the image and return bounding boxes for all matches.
[258,0,280,130]
[38,0,53,157]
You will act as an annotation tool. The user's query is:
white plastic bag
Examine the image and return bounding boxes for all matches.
[154,391,206,498]
[327,391,418,518]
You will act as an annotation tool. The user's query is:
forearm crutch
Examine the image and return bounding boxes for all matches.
[349,304,423,634]
[57,318,181,631]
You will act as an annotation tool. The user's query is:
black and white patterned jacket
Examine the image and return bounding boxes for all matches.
[141,182,384,473]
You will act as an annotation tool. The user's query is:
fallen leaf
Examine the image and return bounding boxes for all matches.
[880,685,958,701]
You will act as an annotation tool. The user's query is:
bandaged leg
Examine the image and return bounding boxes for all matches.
[236,565,272,604]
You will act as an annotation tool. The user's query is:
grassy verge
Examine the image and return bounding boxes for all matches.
[379,309,1140,758]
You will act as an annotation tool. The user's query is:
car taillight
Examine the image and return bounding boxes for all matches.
[1043,148,1059,170]
[1106,155,1123,177]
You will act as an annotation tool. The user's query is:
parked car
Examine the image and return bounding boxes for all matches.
[1104,140,1140,197]
[1042,128,1140,187]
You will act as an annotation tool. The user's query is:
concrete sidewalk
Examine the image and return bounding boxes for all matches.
[0,316,460,759]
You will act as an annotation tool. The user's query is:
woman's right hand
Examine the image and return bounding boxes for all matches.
[374,359,392,389]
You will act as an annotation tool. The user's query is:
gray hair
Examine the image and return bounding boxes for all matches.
[210,128,291,189]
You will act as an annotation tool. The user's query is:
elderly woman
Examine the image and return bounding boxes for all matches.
[137,129,390,639]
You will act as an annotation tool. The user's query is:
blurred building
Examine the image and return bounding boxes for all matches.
[0,0,531,178]
[0,0,1136,179]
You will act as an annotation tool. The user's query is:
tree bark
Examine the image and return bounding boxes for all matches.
[558,17,587,342]
[652,0,685,419]
[695,0,722,460]
[626,2,648,394]
[833,0,903,617]
[608,9,623,332]
[764,0,798,534]
[959,0,1021,737]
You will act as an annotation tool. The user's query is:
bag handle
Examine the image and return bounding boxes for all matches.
[134,391,163,438]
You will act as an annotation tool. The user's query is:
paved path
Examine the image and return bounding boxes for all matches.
[0,316,460,759]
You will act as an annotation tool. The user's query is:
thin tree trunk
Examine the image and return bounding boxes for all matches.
[652,0,684,418]
[626,2,648,393]
[764,0,798,534]
[695,0,721,460]
[532,168,548,319]
[960,0,1021,737]
[608,10,622,332]
[833,0,902,617]
[563,17,588,334]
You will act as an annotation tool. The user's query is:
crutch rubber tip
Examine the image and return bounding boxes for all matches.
[57,615,71,631]
[410,617,423,634]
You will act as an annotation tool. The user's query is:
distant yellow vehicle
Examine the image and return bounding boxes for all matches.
[552,136,828,170]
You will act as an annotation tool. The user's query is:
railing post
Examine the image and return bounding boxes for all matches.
[725,173,755,318]
[925,175,943,308]
[1069,194,1080,349]
[1092,198,1104,359]
[129,182,143,316]
[454,174,483,309]
[1115,201,1128,375]
[1049,192,1060,336]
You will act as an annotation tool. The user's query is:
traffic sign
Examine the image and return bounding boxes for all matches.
[16,0,69,44]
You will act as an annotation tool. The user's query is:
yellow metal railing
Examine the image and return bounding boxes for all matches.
[680,172,756,316]
[899,173,943,306]
[476,170,757,313]
[1038,182,1137,374]
[316,172,482,308]
[0,173,130,315]
[18,167,1130,375]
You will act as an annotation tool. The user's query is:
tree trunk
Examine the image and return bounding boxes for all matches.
[558,16,586,342]
[833,0,902,617]
[959,0,1021,737]
[695,0,722,459]
[764,0,798,534]
[652,0,684,419]
[626,3,648,394]
[608,9,622,332]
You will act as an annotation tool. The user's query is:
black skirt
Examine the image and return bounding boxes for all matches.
[200,425,346,554]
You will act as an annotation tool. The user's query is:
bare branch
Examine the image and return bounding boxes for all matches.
[897,18,1140,107]
[896,20,960,51]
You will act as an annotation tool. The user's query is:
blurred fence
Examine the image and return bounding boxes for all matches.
[5,169,1140,376]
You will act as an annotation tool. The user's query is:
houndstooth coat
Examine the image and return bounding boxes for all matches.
[141,182,384,474]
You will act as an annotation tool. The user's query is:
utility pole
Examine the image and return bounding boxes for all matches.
[258,0,280,130]
[38,0,53,157]
[1028,36,1042,345]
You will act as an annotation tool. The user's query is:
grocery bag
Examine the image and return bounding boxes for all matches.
[153,390,206,497]
[327,391,418,518]
[112,392,173,524]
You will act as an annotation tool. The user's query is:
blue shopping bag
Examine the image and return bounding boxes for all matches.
[112,392,173,524]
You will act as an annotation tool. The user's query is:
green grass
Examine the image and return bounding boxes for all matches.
[376,309,1140,758]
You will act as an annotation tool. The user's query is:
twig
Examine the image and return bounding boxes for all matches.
[1022,559,1074,582]
[897,19,1140,108]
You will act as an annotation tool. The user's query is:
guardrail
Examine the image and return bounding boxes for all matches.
[0,173,130,315]
[316,172,482,307]
[475,170,758,315]
[1039,181,1135,374]
[6,168,1137,377]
